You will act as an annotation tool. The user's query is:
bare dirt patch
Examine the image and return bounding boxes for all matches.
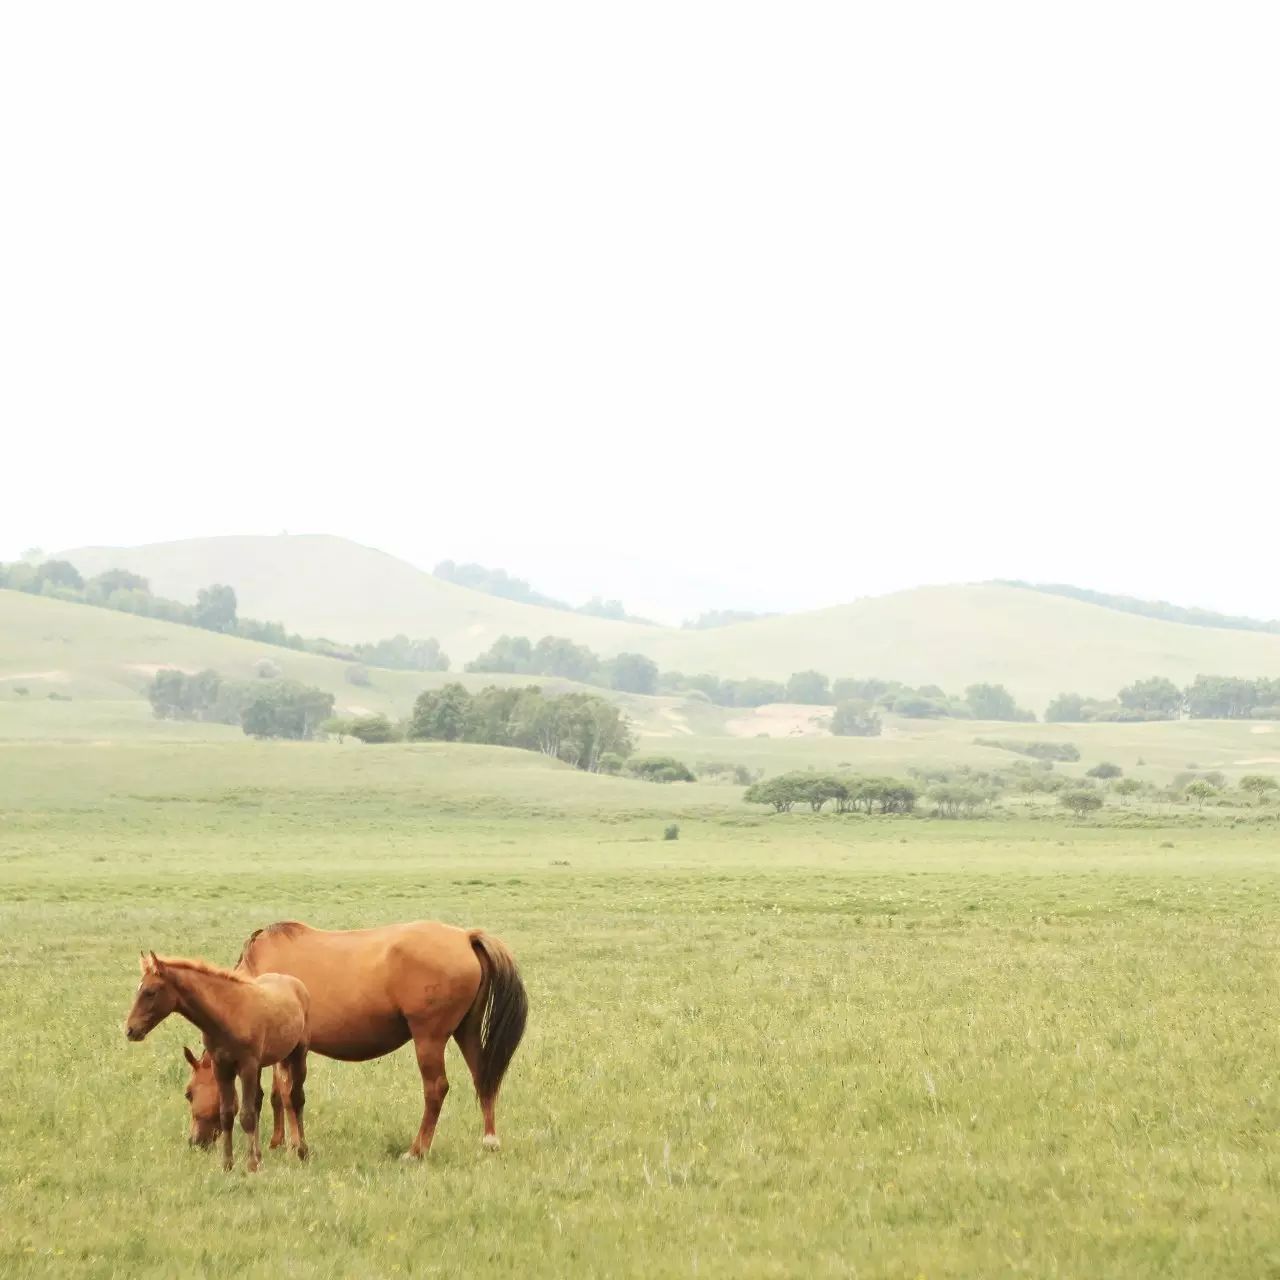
[1,669,71,682]
[125,663,197,677]
[725,703,831,738]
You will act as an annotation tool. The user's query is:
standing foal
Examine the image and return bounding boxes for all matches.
[125,951,311,1172]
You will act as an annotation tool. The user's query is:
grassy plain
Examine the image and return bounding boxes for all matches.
[2,740,1279,1278]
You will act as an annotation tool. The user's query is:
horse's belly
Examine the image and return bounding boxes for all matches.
[309,1007,410,1062]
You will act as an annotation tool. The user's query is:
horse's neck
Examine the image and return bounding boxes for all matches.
[169,968,248,1040]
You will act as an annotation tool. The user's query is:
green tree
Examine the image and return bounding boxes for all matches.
[531,636,600,682]
[1240,774,1279,798]
[965,683,1032,721]
[830,701,882,737]
[606,653,659,695]
[86,568,150,599]
[465,635,534,674]
[408,683,473,742]
[1113,777,1142,802]
[240,681,334,740]
[34,559,84,591]
[147,668,222,720]
[193,584,238,632]
[1184,779,1217,808]
[1059,789,1103,817]
[1117,677,1182,719]
[1086,761,1123,780]
[1045,692,1088,722]
[743,776,802,812]
[786,670,832,705]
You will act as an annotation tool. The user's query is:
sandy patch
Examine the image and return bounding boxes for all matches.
[1237,757,1280,766]
[126,663,197,677]
[725,702,831,738]
[2,669,71,682]
[1250,724,1274,734]
[341,704,374,716]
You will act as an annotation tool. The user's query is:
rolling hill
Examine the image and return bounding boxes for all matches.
[0,590,683,742]
[59,535,1280,710]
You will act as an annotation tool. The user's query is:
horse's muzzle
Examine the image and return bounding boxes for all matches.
[125,1025,144,1041]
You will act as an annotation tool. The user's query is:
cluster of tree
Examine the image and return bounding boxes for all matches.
[405,683,635,772]
[0,557,452,676]
[974,737,1080,762]
[624,755,696,783]
[830,701,883,737]
[465,635,661,694]
[1000,581,1280,637]
[147,668,334,739]
[744,772,920,814]
[1046,675,1280,722]
[680,609,777,630]
[692,760,763,786]
[433,560,653,624]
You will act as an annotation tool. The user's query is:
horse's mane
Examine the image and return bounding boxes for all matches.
[235,920,308,968]
[158,955,252,985]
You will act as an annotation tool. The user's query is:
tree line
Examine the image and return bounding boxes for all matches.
[148,668,334,740]
[1,557,450,673]
[434,560,653,624]
[1046,675,1280,722]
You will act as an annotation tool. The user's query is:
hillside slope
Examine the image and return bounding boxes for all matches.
[0,590,680,741]
[62,535,658,658]
[59,536,1280,709]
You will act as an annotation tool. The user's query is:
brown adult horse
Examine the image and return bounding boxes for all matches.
[201,920,527,1159]
[125,951,311,1172]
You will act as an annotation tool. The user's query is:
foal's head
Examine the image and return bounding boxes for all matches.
[182,1045,220,1148]
[124,952,178,1041]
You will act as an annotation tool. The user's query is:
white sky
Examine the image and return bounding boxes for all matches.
[2,3,1276,624]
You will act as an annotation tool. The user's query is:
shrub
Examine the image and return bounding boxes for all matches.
[345,664,372,687]
[254,659,282,679]
[629,756,696,783]
[1086,761,1123,780]
[663,823,680,841]
[975,738,1080,762]
[830,701,882,737]
[347,713,398,743]
[13,686,28,696]
[1059,789,1103,817]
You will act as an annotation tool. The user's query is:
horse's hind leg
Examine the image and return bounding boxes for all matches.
[404,1025,449,1159]
[279,1046,309,1160]
[454,1010,499,1150]
[268,1067,285,1150]
[238,1064,263,1173]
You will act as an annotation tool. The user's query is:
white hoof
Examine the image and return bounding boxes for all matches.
[481,1135,501,1151]
[400,1150,422,1161]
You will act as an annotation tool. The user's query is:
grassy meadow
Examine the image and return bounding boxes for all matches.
[3,738,1279,1277]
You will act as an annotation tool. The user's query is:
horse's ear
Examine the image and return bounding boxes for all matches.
[148,950,164,973]
[183,1045,199,1068]
[139,951,149,973]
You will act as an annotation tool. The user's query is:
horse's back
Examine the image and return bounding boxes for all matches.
[241,920,482,1061]
[251,972,311,1062]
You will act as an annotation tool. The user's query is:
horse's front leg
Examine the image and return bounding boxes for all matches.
[238,1062,264,1173]
[215,1060,239,1173]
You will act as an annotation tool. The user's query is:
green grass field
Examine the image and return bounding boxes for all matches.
[3,740,1279,1278]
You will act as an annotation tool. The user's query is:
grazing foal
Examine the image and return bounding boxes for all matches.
[125,951,311,1172]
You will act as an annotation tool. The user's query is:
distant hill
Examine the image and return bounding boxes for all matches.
[58,535,1280,711]
[0,590,679,741]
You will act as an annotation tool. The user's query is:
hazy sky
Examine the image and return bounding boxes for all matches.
[3,4,1276,623]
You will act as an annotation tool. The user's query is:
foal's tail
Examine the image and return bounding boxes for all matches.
[467,931,529,1101]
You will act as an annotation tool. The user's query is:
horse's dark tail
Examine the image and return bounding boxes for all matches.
[467,931,529,1101]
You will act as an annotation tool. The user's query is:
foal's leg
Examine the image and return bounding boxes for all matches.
[280,1045,309,1160]
[403,1024,449,1159]
[238,1063,264,1173]
[268,1068,286,1150]
[454,1015,500,1150]
[215,1060,239,1173]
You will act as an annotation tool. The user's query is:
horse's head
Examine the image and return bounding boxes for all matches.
[182,1045,220,1148]
[124,951,178,1041]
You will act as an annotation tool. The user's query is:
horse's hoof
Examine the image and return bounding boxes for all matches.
[400,1150,422,1162]
[482,1135,501,1151]
[247,1160,261,1174]
[269,1139,284,1151]
[296,1145,309,1162]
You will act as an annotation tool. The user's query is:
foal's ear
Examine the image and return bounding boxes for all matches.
[148,950,164,973]
[183,1045,199,1068]
[139,950,150,974]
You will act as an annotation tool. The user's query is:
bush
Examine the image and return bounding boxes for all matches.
[663,823,680,841]
[13,686,28,696]
[254,659,282,679]
[1086,761,1123,780]
[975,738,1080,762]
[629,755,696,783]
[1059,789,1103,817]
[347,713,398,743]
[345,664,372,687]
